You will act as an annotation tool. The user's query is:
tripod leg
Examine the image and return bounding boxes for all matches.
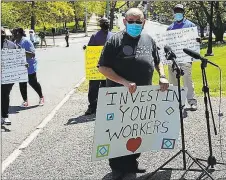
[186,152,214,180]
[197,165,211,180]
[180,161,195,179]
[145,151,182,179]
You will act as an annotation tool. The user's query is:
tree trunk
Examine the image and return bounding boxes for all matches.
[75,17,79,30]
[109,2,117,31]
[200,1,224,42]
[64,21,67,28]
[30,1,35,31]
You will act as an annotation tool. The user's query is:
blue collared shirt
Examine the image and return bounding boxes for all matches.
[167,19,196,31]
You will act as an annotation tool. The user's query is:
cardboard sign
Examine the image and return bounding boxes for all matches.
[149,27,200,64]
[92,85,187,161]
[85,46,106,80]
[1,49,28,84]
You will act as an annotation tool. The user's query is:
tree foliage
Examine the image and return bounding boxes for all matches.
[1,1,106,30]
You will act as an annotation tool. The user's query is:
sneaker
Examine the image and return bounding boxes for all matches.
[20,101,29,108]
[39,97,44,106]
[2,118,11,125]
[190,104,197,111]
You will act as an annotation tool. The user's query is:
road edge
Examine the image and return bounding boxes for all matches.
[2,77,86,174]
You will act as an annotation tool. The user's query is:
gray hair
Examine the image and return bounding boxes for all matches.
[125,8,144,19]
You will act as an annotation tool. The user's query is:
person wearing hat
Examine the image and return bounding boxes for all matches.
[1,28,17,125]
[167,4,198,111]
[83,17,114,115]
[13,28,44,108]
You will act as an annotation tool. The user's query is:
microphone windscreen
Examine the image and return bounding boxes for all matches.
[164,45,172,53]
[183,48,200,59]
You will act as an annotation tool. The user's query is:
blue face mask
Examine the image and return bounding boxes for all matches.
[174,13,184,21]
[126,23,143,38]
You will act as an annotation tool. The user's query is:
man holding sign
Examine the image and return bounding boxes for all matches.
[84,18,114,115]
[98,8,169,179]
[167,4,199,111]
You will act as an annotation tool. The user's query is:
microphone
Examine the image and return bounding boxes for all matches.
[183,48,219,68]
[164,45,176,60]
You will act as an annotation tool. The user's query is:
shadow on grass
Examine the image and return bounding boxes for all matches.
[200,42,226,50]
[64,114,95,125]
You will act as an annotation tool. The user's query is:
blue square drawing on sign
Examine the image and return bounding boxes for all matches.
[106,113,114,121]
[161,138,176,149]
[96,144,110,158]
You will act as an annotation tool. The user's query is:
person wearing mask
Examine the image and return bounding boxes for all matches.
[167,4,198,111]
[98,8,169,179]
[83,17,114,115]
[1,28,17,125]
[65,28,69,47]
[13,28,44,107]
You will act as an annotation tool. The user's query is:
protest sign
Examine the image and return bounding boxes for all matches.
[85,46,106,80]
[1,49,28,84]
[149,27,200,64]
[92,85,187,161]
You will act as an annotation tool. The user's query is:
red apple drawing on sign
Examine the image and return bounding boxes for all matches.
[126,137,142,153]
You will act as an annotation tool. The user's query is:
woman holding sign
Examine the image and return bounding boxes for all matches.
[1,28,17,125]
[13,28,44,107]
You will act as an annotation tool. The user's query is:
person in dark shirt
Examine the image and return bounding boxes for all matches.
[167,4,198,111]
[98,8,169,179]
[39,31,47,48]
[84,17,114,115]
[65,28,69,47]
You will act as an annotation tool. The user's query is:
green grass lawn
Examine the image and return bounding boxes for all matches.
[78,42,226,97]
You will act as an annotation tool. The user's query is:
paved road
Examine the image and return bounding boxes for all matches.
[1,15,98,164]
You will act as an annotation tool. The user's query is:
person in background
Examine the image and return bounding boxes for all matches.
[13,28,44,107]
[83,17,114,115]
[29,29,35,45]
[39,31,47,48]
[65,28,69,47]
[98,8,169,179]
[167,4,198,111]
[1,28,17,125]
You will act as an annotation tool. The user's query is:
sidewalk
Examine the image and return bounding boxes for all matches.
[2,90,226,180]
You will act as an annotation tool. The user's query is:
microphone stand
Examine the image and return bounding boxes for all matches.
[146,54,215,180]
[195,58,226,180]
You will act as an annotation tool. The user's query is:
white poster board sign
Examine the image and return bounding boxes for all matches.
[92,85,187,161]
[150,27,200,64]
[1,49,28,84]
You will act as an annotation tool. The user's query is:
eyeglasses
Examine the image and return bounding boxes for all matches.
[126,20,143,24]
